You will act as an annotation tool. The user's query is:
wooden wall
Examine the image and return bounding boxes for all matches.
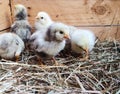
[0,0,120,41]
[0,0,11,31]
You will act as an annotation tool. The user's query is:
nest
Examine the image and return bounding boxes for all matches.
[0,40,120,94]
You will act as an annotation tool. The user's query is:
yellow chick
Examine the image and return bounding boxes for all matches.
[69,26,96,60]
[34,11,53,31]
[0,33,25,60]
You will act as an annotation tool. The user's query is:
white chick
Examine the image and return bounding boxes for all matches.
[29,22,70,65]
[10,4,32,45]
[0,33,25,60]
[34,11,53,31]
[69,26,96,60]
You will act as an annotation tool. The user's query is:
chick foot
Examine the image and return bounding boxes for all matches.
[79,49,89,61]
[15,55,20,62]
[52,57,65,66]
[79,55,89,61]
[37,56,48,68]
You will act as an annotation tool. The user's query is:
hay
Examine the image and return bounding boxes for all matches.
[0,40,120,94]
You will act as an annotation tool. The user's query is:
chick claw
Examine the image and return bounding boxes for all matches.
[79,55,89,61]
[52,57,65,66]
[39,61,47,68]
[37,57,47,68]
[79,48,89,61]
[15,55,20,62]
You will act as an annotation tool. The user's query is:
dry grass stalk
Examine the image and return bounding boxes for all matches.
[0,40,120,94]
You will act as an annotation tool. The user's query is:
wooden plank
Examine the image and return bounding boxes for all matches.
[78,26,120,41]
[0,0,12,31]
[12,0,120,41]
[13,0,120,26]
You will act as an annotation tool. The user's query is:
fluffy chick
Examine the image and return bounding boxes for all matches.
[0,33,25,60]
[10,4,32,45]
[30,22,70,65]
[34,11,53,31]
[69,27,96,60]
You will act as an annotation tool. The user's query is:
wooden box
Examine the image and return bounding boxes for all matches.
[0,0,120,41]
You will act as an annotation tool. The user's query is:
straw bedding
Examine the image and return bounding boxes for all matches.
[0,40,120,94]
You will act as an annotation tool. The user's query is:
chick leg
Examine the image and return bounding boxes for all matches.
[15,55,19,62]
[80,48,89,61]
[37,56,47,67]
[52,57,65,66]
[84,48,89,60]
[52,57,63,81]
[52,57,59,66]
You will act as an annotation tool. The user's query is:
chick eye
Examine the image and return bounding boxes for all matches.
[41,17,44,19]
[59,31,63,34]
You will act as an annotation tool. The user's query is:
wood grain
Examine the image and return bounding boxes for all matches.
[0,0,11,31]
[78,26,120,41]
[13,0,120,26]
[0,0,120,41]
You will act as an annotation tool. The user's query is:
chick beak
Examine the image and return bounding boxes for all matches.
[35,16,39,20]
[14,5,17,9]
[15,4,20,8]
[64,34,70,39]
[14,5,17,8]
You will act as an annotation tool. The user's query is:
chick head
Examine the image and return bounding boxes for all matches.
[35,11,52,25]
[14,4,27,20]
[48,23,70,41]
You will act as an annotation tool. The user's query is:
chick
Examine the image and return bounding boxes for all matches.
[69,27,96,60]
[34,11,53,31]
[29,22,70,65]
[0,33,25,61]
[10,4,32,47]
